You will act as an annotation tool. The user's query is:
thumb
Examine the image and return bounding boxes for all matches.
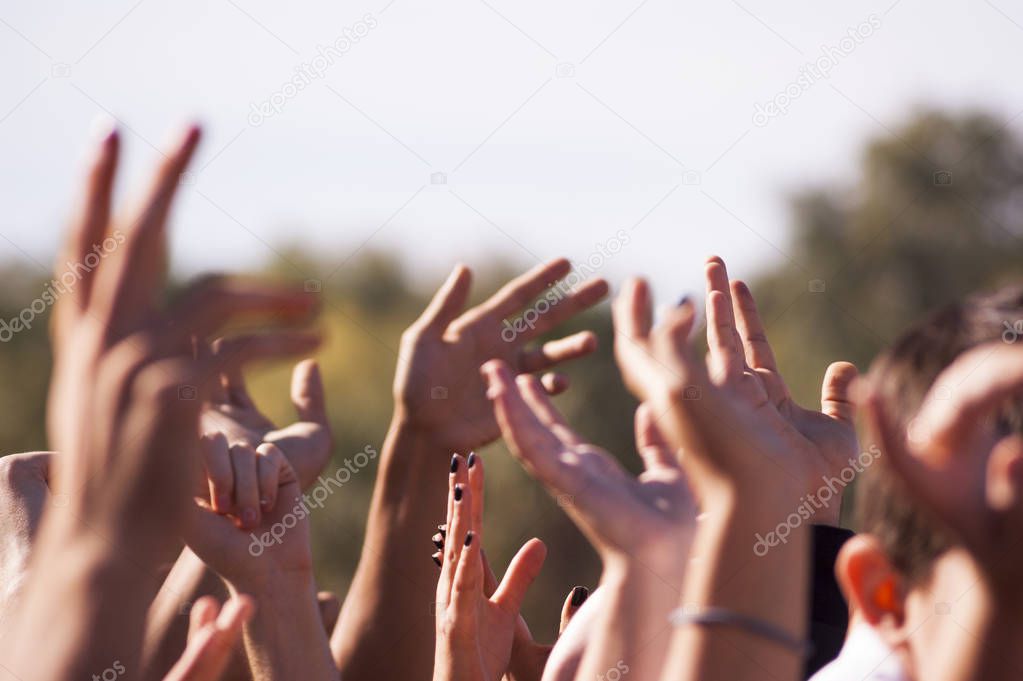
[492,538,547,616]
[821,361,858,424]
[291,359,328,425]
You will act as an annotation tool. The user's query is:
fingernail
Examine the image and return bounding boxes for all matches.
[260,497,270,510]
[432,533,445,549]
[454,485,463,502]
[432,552,442,567]
[467,453,477,468]
[450,455,459,473]
[438,524,447,534]
[241,508,258,528]
[677,295,691,307]
[571,586,589,607]
[464,532,474,546]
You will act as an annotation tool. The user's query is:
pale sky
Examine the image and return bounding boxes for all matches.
[2,0,1022,297]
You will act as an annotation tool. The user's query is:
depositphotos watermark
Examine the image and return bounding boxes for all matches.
[753,444,882,557]
[91,660,125,681]
[0,230,126,342]
[752,14,882,127]
[248,14,378,126]
[248,445,378,556]
[598,660,630,681]
[501,229,631,342]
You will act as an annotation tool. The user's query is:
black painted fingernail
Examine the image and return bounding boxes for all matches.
[450,455,458,473]
[432,552,442,567]
[678,295,691,307]
[467,452,476,468]
[432,533,445,549]
[570,586,589,607]
[464,532,474,546]
[454,485,463,502]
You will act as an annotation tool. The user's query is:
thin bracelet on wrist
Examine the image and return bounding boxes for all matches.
[668,606,813,658]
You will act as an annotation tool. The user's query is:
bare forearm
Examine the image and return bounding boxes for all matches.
[332,416,449,681]
[663,492,809,681]
[1,528,163,680]
[143,548,242,681]
[231,573,337,681]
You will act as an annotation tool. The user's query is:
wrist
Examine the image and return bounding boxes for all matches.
[604,535,694,587]
[389,411,451,453]
[224,563,315,595]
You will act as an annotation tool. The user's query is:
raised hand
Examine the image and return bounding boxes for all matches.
[430,484,588,681]
[44,126,318,562]
[482,361,697,681]
[0,124,318,681]
[187,434,311,580]
[612,256,858,514]
[433,454,547,681]
[396,259,608,454]
[162,595,254,681]
[335,261,606,681]
[187,433,338,680]
[482,362,696,571]
[201,338,331,491]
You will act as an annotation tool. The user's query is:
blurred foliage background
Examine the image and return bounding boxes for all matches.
[2,109,1022,638]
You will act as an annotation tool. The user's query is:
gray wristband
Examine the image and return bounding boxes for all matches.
[669,606,813,658]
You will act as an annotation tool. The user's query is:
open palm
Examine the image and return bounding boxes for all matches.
[396,259,607,454]
[612,257,858,513]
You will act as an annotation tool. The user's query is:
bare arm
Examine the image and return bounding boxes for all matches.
[332,260,608,681]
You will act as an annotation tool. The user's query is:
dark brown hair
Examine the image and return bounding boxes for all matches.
[856,284,1023,583]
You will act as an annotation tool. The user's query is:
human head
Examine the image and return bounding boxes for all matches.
[837,284,1023,679]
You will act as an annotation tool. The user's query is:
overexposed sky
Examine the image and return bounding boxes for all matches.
[2,0,1022,296]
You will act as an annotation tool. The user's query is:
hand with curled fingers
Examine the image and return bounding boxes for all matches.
[201,336,331,491]
[612,256,858,513]
[396,259,608,454]
[187,433,311,581]
[433,453,547,681]
[187,432,338,680]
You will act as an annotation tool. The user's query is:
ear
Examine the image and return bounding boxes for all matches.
[835,534,906,628]
[987,434,1023,513]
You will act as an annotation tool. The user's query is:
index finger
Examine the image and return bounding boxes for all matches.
[57,125,120,324]
[481,258,572,319]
